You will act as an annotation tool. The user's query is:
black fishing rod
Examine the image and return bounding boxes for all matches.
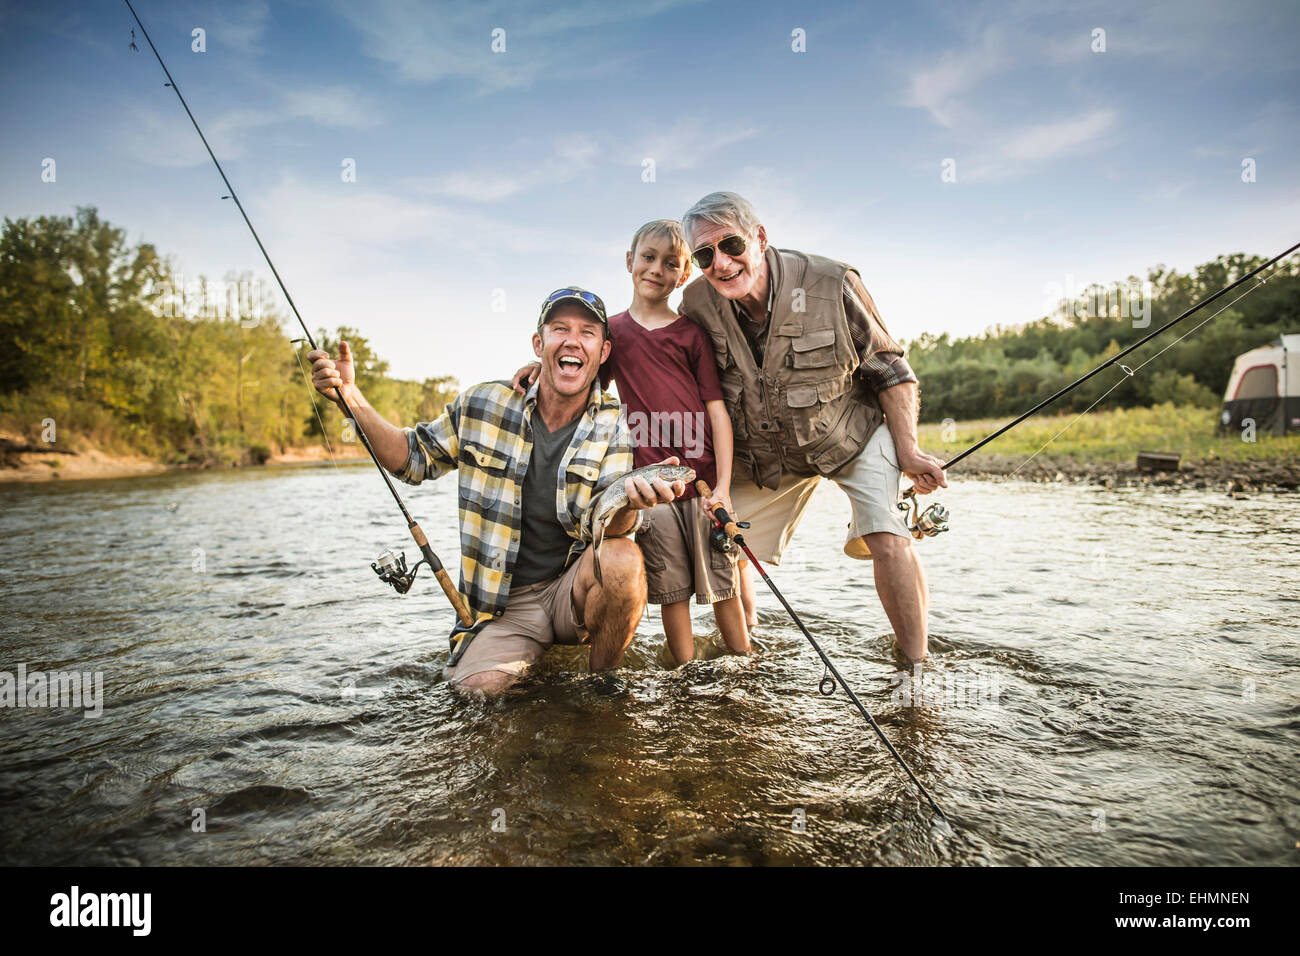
[910,239,1300,493]
[123,0,473,626]
[696,481,950,825]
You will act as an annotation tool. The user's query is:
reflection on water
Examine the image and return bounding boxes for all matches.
[0,464,1296,865]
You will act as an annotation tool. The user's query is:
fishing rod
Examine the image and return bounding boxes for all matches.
[898,238,1300,522]
[697,480,949,825]
[123,0,473,626]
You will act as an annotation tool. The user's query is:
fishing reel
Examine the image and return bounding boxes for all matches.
[898,490,950,541]
[709,519,750,554]
[372,548,428,595]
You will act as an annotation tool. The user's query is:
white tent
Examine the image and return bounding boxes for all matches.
[1220,334,1300,435]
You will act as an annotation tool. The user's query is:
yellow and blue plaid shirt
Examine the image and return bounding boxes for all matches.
[393,379,639,659]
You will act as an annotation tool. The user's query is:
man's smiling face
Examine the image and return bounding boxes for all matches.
[691,220,767,302]
[531,304,611,399]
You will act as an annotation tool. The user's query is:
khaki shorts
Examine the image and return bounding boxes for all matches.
[636,498,739,605]
[442,557,588,685]
[730,424,912,564]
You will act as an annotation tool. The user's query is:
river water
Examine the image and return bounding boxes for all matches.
[0,464,1296,865]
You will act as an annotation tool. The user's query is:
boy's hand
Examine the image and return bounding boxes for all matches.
[701,484,734,522]
[511,361,541,395]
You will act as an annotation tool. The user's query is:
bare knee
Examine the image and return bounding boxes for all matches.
[454,670,516,697]
[601,537,646,587]
[864,532,912,561]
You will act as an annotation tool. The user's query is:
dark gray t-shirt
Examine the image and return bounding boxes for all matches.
[511,410,583,588]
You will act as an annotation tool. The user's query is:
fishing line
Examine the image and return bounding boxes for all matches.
[697,480,950,826]
[897,239,1300,518]
[123,0,473,624]
[290,339,342,476]
[1008,275,1272,478]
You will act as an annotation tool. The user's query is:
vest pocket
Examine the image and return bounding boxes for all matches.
[789,330,837,369]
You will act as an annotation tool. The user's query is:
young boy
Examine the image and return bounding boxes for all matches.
[515,220,748,663]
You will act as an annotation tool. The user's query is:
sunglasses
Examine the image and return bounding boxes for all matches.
[541,287,607,323]
[691,234,749,270]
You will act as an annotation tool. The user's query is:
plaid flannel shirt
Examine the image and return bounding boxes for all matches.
[393,378,638,658]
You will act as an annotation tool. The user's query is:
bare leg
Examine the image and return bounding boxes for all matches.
[864,532,929,661]
[737,559,758,629]
[712,596,750,655]
[661,600,695,663]
[573,538,647,670]
[455,670,517,697]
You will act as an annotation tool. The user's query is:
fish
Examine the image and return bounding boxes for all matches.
[588,463,696,586]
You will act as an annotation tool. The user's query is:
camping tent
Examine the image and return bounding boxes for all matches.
[1220,334,1300,436]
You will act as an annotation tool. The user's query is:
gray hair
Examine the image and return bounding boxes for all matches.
[681,191,761,247]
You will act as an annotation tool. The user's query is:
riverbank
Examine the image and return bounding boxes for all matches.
[5,404,1297,491]
[0,433,368,483]
[918,404,1300,492]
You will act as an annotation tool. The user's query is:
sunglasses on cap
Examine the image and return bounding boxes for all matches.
[691,233,749,270]
[538,287,608,329]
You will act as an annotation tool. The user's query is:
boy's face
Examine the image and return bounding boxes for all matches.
[625,233,690,300]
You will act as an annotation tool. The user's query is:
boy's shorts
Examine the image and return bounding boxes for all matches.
[442,557,588,686]
[729,424,913,564]
[636,497,739,605]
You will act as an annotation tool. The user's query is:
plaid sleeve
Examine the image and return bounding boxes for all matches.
[579,407,643,541]
[393,396,461,485]
[843,270,917,392]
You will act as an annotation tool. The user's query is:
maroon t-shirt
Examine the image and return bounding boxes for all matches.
[600,311,724,499]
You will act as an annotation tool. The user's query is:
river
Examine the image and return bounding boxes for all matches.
[0,464,1296,865]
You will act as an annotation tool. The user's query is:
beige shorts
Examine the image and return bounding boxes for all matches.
[442,557,588,685]
[636,498,739,605]
[730,424,911,564]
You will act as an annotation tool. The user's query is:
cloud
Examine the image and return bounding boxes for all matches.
[1000,109,1116,162]
[120,85,384,167]
[328,0,699,92]
[902,30,1008,128]
[282,86,384,130]
[403,135,599,202]
[628,120,761,174]
[203,1,272,55]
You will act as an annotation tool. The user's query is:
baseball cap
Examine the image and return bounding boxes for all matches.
[538,287,608,333]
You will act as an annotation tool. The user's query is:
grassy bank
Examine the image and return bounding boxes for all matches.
[919,403,1298,464]
[918,403,1299,489]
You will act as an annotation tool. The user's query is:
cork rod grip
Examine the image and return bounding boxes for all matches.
[409,521,475,627]
[435,568,476,627]
[694,480,743,540]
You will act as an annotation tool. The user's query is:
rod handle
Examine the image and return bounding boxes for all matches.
[694,479,744,540]
[410,522,475,627]
[434,567,475,627]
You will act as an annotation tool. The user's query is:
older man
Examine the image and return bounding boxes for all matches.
[679,192,946,661]
[309,288,686,695]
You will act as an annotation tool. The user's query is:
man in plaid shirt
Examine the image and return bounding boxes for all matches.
[680,192,948,662]
[309,288,686,695]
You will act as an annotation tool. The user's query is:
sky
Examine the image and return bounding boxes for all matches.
[2,0,1298,387]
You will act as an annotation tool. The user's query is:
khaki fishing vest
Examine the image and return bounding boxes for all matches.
[682,246,882,489]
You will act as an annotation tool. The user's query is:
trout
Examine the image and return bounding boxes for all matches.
[588,463,695,585]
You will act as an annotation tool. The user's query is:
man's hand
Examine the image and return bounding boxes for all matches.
[511,361,541,395]
[897,446,948,494]
[624,457,687,511]
[309,341,356,409]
